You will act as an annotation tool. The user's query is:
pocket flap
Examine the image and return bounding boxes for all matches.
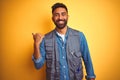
[74,52,82,57]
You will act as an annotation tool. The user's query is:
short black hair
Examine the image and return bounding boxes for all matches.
[51,3,68,13]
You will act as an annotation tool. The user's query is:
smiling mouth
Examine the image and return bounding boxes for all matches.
[58,20,65,24]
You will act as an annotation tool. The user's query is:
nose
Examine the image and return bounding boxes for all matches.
[59,14,63,20]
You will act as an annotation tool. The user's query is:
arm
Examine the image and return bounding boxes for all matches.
[32,33,45,69]
[79,32,96,80]
[32,33,44,59]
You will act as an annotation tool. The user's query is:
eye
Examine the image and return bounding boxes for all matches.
[62,12,67,16]
[53,13,59,17]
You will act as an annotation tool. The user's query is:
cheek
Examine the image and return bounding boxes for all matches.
[64,16,68,20]
[52,18,57,24]
[52,17,55,22]
[52,17,57,22]
[53,19,56,22]
[65,17,68,20]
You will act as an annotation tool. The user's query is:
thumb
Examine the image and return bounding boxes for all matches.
[32,33,34,36]
[32,33,35,40]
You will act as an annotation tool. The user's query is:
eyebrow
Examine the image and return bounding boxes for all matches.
[53,11,67,14]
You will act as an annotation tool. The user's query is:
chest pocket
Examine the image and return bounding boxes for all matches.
[45,39,54,68]
[45,39,53,58]
[69,50,82,66]
[67,35,82,68]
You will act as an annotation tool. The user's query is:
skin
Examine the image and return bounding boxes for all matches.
[52,7,68,35]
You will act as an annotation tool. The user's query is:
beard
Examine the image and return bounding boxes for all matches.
[54,19,68,29]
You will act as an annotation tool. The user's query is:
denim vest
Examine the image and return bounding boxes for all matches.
[44,28,83,80]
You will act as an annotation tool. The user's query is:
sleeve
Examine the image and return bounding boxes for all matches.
[32,38,46,69]
[79,32,96,79]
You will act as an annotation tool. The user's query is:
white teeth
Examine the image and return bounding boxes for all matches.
[59,21,64,24]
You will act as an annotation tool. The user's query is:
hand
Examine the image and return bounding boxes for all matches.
[32,33,44,59]
[32,33,44,46]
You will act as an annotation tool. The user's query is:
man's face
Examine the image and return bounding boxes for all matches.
[52,7,68,29]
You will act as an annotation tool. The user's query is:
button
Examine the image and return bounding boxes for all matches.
[64,75,66,79]
[63,56,65,59]
[62,47,64,48]
[63,66,66,68]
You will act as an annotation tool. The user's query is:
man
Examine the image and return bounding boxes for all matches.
[32,2,96,80]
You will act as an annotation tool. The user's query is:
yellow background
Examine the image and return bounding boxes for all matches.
[1,0,120,80]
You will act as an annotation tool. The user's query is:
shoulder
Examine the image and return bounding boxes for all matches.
[68,27,86,41]
[44,29,55,39]
[68,27,83,36]
[69,27,80,33]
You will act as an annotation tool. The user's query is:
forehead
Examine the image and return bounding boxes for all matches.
[53,7,67,14]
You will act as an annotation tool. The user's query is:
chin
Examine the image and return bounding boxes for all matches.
[57,25,66,29]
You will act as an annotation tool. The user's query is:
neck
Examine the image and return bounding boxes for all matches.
[56,26,68,35]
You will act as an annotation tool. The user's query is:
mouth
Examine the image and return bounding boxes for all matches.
[58,21,64,24]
